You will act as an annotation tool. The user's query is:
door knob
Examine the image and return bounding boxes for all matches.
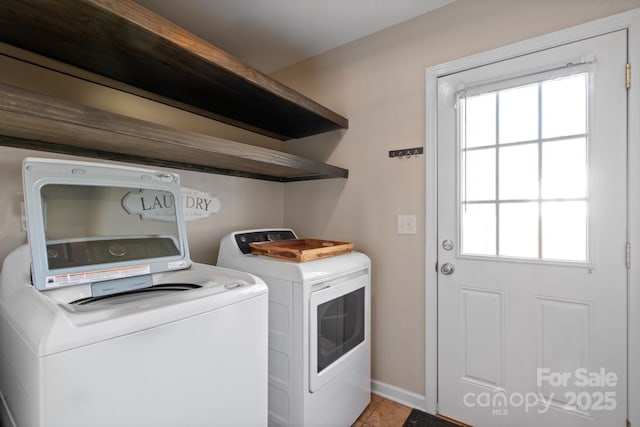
[440,263,455,275]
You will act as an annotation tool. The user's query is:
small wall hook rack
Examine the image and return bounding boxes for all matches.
[389,147,424,159]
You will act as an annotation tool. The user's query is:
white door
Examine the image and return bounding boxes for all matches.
[437,31,628,427]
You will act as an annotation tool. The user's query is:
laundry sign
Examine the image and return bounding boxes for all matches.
[181,187,221,221]
[122,187,221,222]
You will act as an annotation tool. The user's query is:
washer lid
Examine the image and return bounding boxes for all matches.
[22,158,191,291]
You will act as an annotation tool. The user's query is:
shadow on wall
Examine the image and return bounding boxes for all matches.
[283,178,348,239]
[0,151,32,263]
[0,192,28,263]
[283,129,345,163]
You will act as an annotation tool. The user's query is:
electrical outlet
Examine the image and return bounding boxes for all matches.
[397,214,416,235]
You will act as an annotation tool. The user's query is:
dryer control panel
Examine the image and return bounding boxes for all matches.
[234,230,296,254]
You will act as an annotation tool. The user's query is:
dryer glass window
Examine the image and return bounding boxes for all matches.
[316,287,365,373]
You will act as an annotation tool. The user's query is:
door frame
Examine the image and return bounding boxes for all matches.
[425,8,640,425]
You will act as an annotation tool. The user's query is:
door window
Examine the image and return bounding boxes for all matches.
[459,72,589,262]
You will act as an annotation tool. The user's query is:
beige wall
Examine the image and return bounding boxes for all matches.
[274,0,640,397]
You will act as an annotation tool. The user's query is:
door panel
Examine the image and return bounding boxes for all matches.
[535,297,592,409]
[437,30,627,426]
[460,288,504,388]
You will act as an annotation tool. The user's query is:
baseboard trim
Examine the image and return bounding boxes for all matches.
[371,380,428,412]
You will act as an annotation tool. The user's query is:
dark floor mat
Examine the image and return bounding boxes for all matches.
[403,409,461,427]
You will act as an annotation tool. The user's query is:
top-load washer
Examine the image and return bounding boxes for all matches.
[217,229,371,427]
[0,158,268,427]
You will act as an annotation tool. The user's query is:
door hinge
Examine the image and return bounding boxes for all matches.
[626,63,631,89]
[626,242,631,269]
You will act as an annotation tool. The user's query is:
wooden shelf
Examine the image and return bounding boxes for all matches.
[0,82,348,182]
[0,0,348,141]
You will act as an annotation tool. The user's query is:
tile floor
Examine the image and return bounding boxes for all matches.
[353,394,469,427]
[352,394,412,427]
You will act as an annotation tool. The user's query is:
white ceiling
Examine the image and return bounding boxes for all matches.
[135,0,453,73]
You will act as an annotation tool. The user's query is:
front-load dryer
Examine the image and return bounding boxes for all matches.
[218,229,371,427]
[0,158,268,427]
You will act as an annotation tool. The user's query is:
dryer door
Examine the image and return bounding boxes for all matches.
[309,270,368,392]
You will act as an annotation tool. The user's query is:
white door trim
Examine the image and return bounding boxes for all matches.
[425,8,640,425]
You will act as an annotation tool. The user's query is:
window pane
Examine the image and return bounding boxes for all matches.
[463,93,496,148]
[461,203,496,256]
[499,144,539,200]
[457,70,589,263]
[499,202,539,258]
[462,148,495,201]
[541,138,587,199]
[499,84,539,144]
[542,201,587,262]
[542,74,587,139]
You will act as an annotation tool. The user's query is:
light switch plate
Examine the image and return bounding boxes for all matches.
[398,214,417,235]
